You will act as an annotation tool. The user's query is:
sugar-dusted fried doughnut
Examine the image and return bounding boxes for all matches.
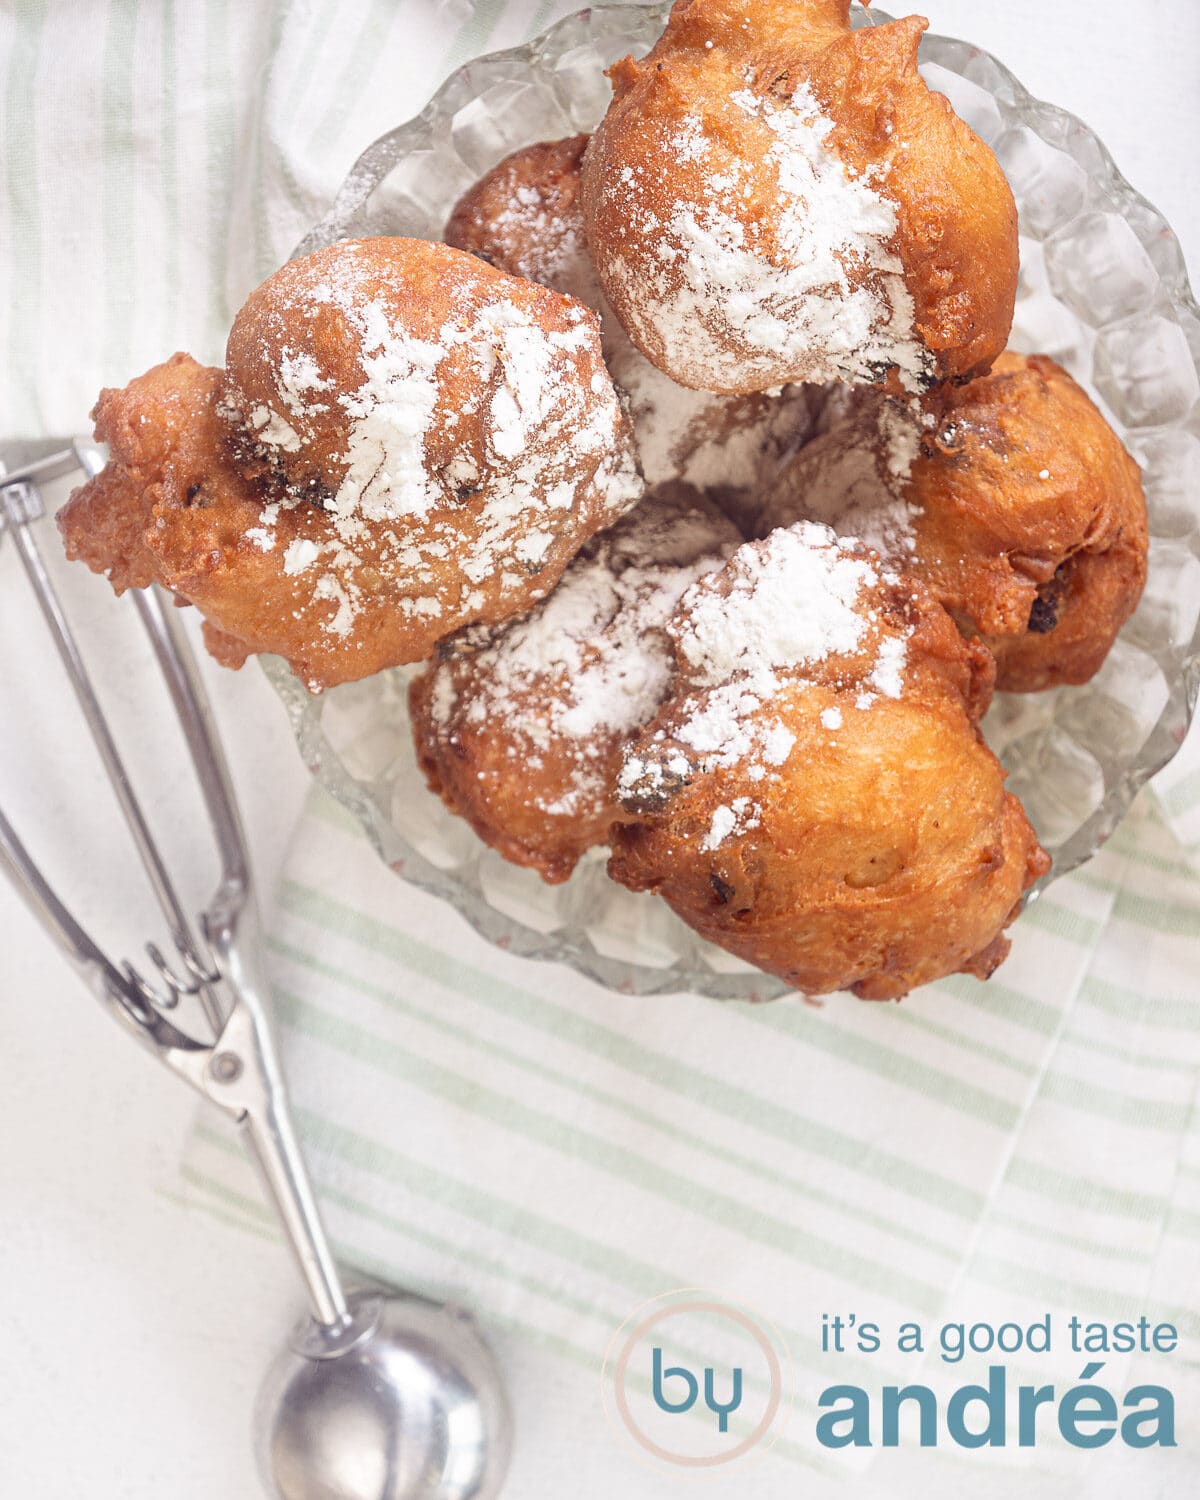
[580,0,1017,395]
[59,238,641,691]
[610,523,1049,997]
[757,353,1149,691]
[445,135,819,528]
[445,135,604,303]
[410,485,741,882]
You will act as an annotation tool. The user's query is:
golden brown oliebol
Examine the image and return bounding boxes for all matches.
[580,0,1019,395]
[757,353,1149,691]
[59,237,641,691]
[609,522,1050,998]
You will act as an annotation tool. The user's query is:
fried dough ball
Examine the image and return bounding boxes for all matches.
[445,134,820,531]
[446,135,603,301]
[59,238,641,691]
[756,353,1149,691]
[580,0,1018,395]
[410,485,741,882]
[57,354,316,672]
[609,523,1049,998]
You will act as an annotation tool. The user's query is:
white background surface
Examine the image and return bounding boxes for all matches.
[1,3,1198,1497]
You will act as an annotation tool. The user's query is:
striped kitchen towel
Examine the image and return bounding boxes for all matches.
[0,0,583,444]
[181,771,1200,1497]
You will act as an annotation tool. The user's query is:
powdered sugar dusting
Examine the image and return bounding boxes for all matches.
[224,245,640,651]
[701,797,761,852]
[619,522,913,850]
[604,328,816,495]
[486,180,604,305]
[757,389,923,559]
[426,493,740,825]
[282,537,320,576]
[278,350,332,417]
[248,404,301,452]
[868,634,907,700]
[448,141,819,504]
[607,76,933,393]
[676,522,876,691]
[330,306,446,521]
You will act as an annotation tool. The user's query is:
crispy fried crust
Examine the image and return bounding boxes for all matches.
[59,238,640,691]
[59,354,424,686]
[410,485,741,882]
[608,528,1048,998]
[611,686,1048,998]
[758,352,1149,691]
[445,135,599,294]
[444,136,820,528]
[949,356,1148,691]
[581,0,1017,394]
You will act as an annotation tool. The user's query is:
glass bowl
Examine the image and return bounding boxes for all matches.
[265,3,1200,1001]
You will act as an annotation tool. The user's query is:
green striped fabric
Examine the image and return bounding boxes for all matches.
[0,0,570,441]
[181,783,1200,1491]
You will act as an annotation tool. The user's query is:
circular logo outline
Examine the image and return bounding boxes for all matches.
[600,1287,793,1474]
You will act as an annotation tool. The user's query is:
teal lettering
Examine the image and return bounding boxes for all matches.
[1018,1384,1055,1446]
[652,1348,697,1415]
[1121,1386,1176,1448]
[946,1364,1006,1448]
[816,1385,871,1448]
[703,1365,743,1434]
[1058,1365,1116,1448]
[881,1384,937,1447]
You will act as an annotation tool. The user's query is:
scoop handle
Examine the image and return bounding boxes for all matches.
[204,912,352,1336]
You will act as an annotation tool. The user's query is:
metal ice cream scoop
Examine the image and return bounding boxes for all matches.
[0,441,512,1500]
